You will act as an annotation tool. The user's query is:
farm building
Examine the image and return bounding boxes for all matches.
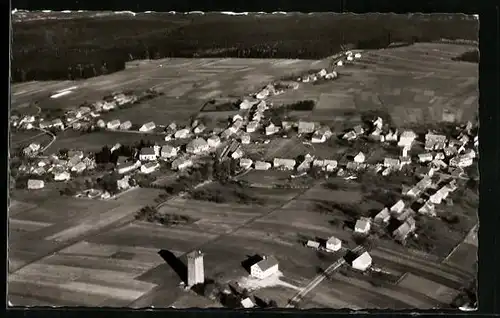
[186,138,209,154]
[241,298,255,309]
[139,121,156,132]
[354,218,371,235]
[250,256,279,279]
[116,160,140,174]
[239,158,253,169]
[273,158,296,170]
[312,159,338,171]
[139,147,157,161]
[374,208,391,224]
[120,121,132,130]
[53,171,70,181]
[240,133,251,145]
[352,252,372,272]
[298,121,315,134]
[175,128,191,139]
[353,152,366,163]
[254,161,272,171]
[306,240,321,249]
[311,127,333,144]
[398,130,417,148]
[207,135,221,148]
[141,162,160,174]
[246,121,259,133]
[27,179,44,190]
[393,217,417,243]
[390,200,405,215]
[326,236,342,252]
[161,145,177,159]
[107,119,121,130]
[172,158,193,171]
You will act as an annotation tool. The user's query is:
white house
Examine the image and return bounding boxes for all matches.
[239,158,253,169]
[418,153,434,163]
[246,121,259,133]
[139,147,157,161]
[207,135,221,148]
[141,162,160,174]
[354,218,371,235]
[186,138,209,154]
[241,298,255,309]
[161,145,177,159]
[398,130,417,148]
[139,121,156,132]
[53,171,70,181]
[172,158,193,171]
[311,127,332,143]
[352,252,372,272]
[393,218,416,242]
[250,256,279,279]
[374,207,391,224]
[265,123,279,136]
[107,119,121,130]
[273,158,296,170]
[194,124,206,134]
[174,128,191,139]
[418,201,436,216]
[390,200,405,215]
[120,121,132,130]
[353,152,365,163]
[254,161,272,171]
[27,179,44,190]
[326,236,342,252]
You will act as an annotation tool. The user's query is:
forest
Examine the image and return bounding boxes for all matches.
[12,14,478,83]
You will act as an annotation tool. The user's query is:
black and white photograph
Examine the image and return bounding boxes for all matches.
[9,10,479,310]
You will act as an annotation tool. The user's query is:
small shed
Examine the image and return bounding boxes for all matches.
[306,240,321,249]
[326,236,342,252]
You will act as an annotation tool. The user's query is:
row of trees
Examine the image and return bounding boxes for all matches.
[135,205,197,226]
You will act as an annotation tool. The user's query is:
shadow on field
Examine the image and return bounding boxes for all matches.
[158,249,187,283]
[241,254,263,274]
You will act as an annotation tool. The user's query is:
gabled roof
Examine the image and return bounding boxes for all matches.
[254,256,279,272]
[140,147,155,155]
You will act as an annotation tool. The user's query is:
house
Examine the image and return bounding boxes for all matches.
[418,153,433,163]
[400,156,411,166]
[239,99,255,110]
[273,158,296,170]
[193,124,206,134]
[311,127,332,143]
[336,60,343,67]
[172,158,193,171]
[96,119,106,128]
[346,162,362,171]
[384,158,401,169]
[221,128,234,139]
[297,154,314,172]
[71,162,87,173]
[354,53,362,59]
[418,201,436,216]
[255,88,270,100]
[317,69,328,77]
[352,252,372,272]
[373,117,383,130]
[353,152,365,163]
[306,240,321,249]
[233,114,244,123]
[256,100,268,112]
[434,153,445,160]
[323,160,338,172]
[390,200,405,215]
[72,122,82,130]
[27,179,44,190]
[141,162,160,174]
[207,135,221,148]
[393,217,416,242]
[53,171,70,181]
[385,130,399,142]
[254,161,272,170]
[241,298,255,309]
[326,236,342,252]
[174,128,191,139]
[281,121,293,131]
[231,147,244,160]
[398,130,417,148]
[240,133,251,145]
[32,166,46,175]
[431,159,448,170]
[449,155,473,168]
[298,121,315,134]
[250,256,279,279]
[68,150,84,159]
[161,145,177,159]
[139,121,156,132]
[239,158,253,169]
[325,71,338,80]
[187,138,209,154]
[353,125,364,135]
[117,175,131,190]
[354,218,371,235]
[425,133,447,150]
[120,121,132,130]
[343,130,357,141]
[430,187,450,205]
[139,147,157,161]
[265,123,279,136]
[107,119,121,130]
[374,208,391,224]
[246,121,259,133]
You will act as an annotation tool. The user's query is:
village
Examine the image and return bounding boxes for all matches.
[9,45,479,309]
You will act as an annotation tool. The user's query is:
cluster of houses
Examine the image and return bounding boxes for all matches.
[24,150,96,189]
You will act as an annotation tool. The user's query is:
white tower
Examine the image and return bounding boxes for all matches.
[187,250,204,286]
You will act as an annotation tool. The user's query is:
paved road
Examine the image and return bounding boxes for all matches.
[286,245,365,308]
